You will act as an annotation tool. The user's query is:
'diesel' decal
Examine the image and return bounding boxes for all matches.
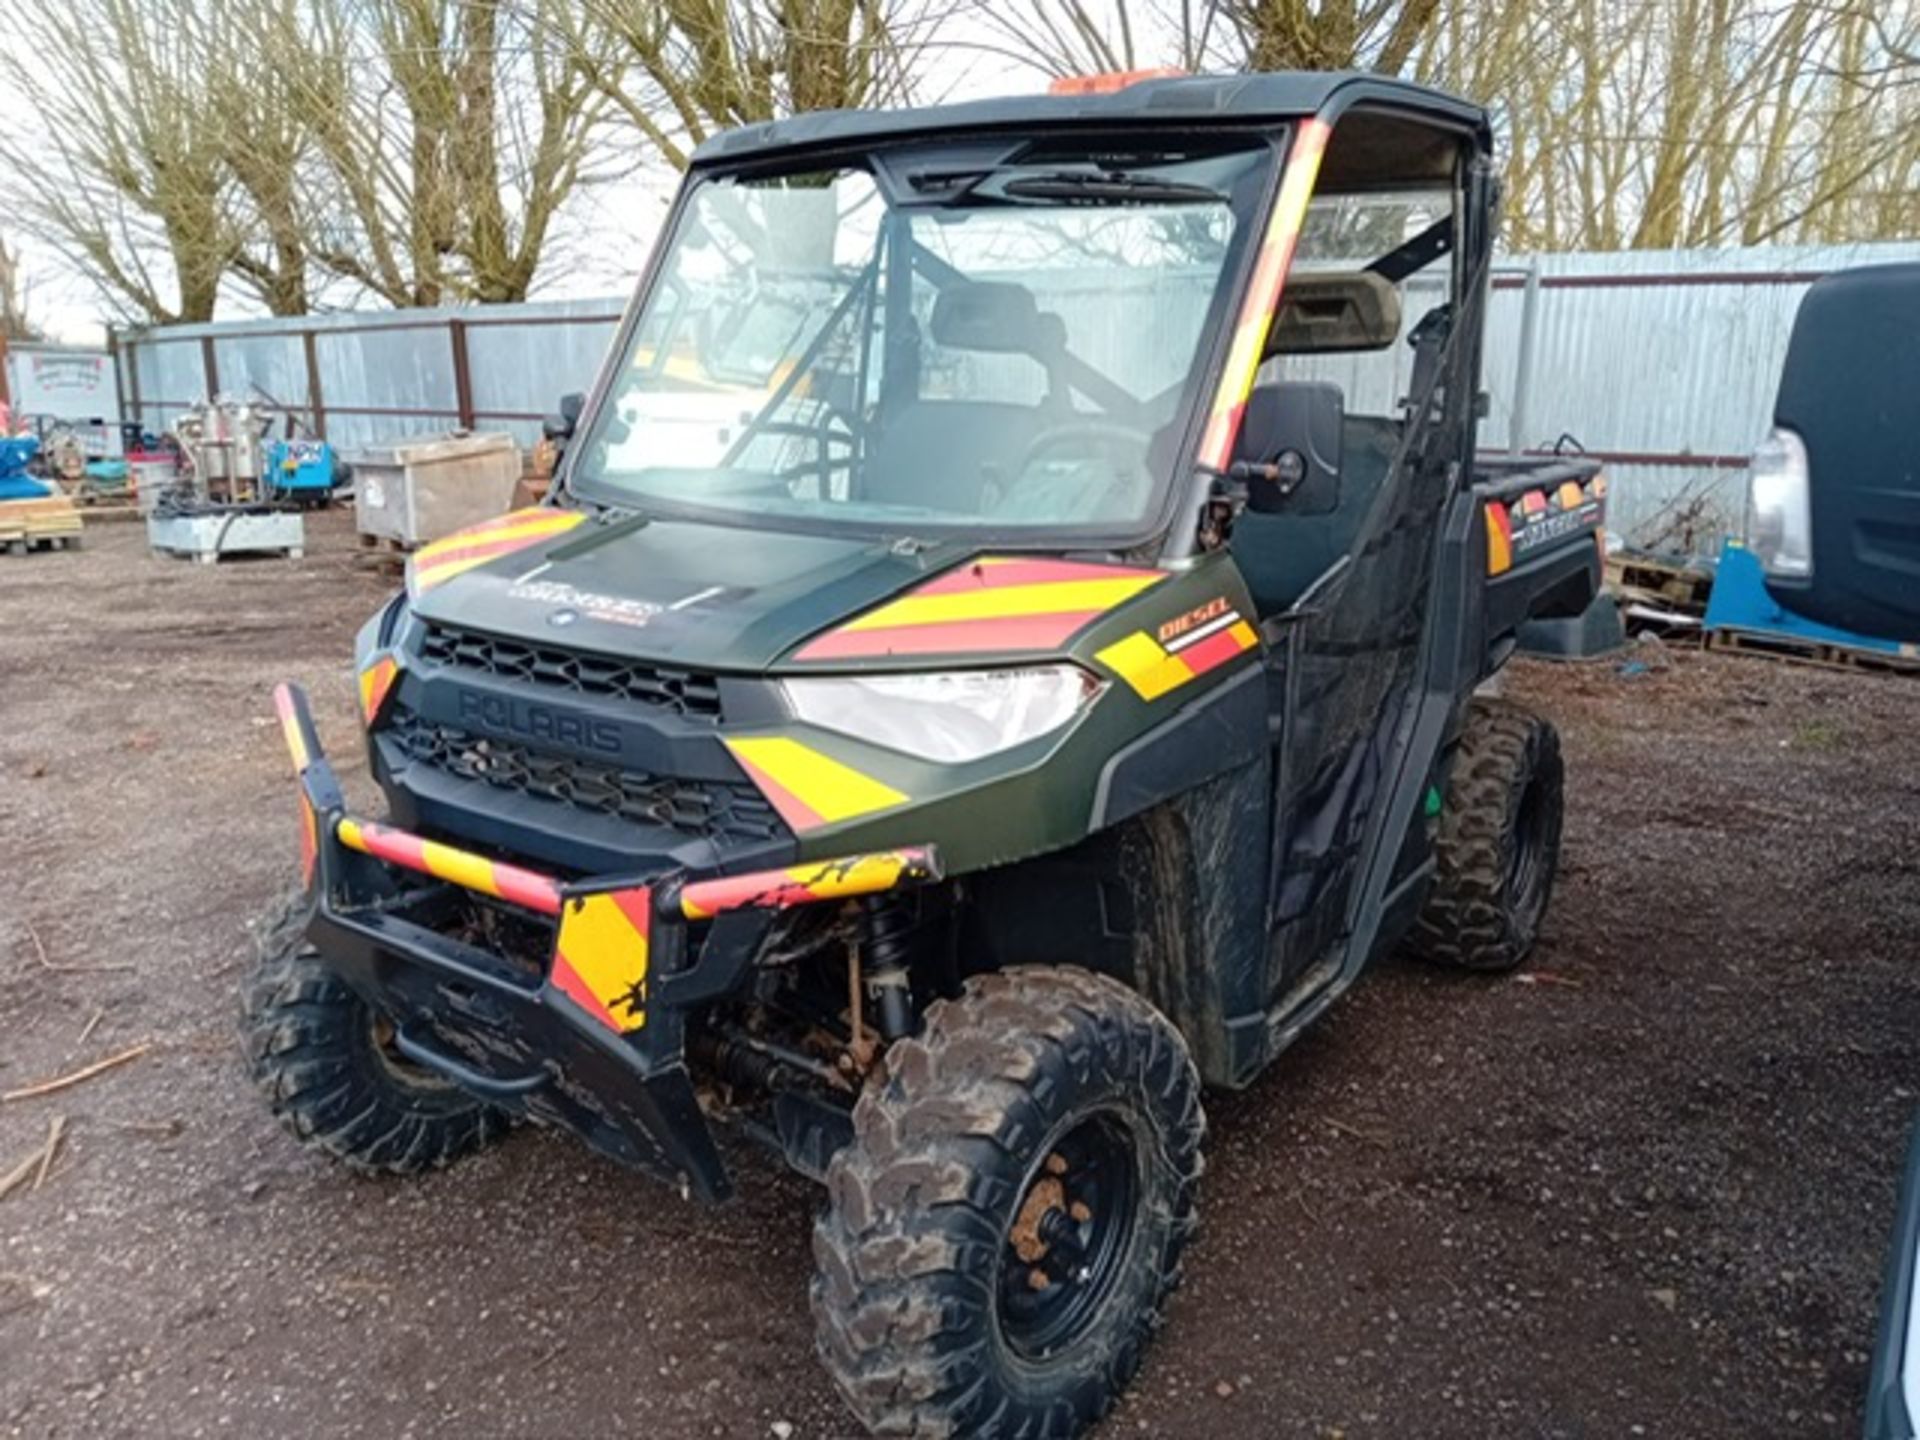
[1096,597,1259,700]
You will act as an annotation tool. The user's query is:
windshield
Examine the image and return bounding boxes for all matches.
[568,138,1275,539]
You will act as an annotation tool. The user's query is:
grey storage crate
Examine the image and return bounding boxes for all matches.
[349,431,522,547]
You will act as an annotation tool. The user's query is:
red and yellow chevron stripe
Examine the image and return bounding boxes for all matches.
[273,684,322,883]
[297,793,319,886]
[679,848,940,921]
[334,816,565,917]
[358,656,399,726]
[552,888,652,1032]
[1196,117,1333,472]
[794,557,1164,662]
[407,508,585,597]
[274,683,314,772]
[724,736,909,833]
[1095,603,1259,700]
[1485,502,1514,576]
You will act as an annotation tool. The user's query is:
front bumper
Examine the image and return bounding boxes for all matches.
[271,682,941,1204]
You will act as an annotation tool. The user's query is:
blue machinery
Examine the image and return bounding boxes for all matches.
[264,439,339,502]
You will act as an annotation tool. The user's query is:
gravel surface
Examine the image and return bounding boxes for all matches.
[2,513,1917,1439]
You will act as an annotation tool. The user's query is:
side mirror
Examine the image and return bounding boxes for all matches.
[1234,380,1343,516]
[543,392,586,443]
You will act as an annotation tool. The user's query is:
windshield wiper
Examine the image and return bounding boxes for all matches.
[996,171,1225,205]
[903,165,1226,206]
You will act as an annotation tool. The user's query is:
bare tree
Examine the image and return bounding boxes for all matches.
[560,0,929,170]
[256,0,623,307]
[973,0,1446,76]
[0,0,243,323]
[215,0,315,314]
[0,233,42,342]
[967,0,1920,252]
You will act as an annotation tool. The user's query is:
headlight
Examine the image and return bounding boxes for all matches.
[781,665,1101,764]
[1748,427,1812,579]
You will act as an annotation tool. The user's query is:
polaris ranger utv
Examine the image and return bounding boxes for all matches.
[250,70,1603,1437]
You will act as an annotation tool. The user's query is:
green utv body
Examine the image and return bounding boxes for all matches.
[250,69,1603,1438]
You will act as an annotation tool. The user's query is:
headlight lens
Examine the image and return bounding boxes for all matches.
[1748,427,1812,579]
[781,665,1101,764]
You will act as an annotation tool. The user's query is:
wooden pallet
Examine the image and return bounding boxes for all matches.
[2,533,83,554]
[1607,553,1714,616]
[356,531,418,555]
[1707,626,1920,677]
[0,496,84,553]
[357,549,408,579]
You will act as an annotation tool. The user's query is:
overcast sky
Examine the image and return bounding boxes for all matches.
[2,16,1052,347]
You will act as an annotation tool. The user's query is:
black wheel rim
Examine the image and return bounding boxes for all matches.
[364,1012,454,1092]
[1506,772,1551,924]
[995,1111,1139,1360]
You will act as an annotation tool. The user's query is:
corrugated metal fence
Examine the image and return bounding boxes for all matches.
[115,238,1920,552]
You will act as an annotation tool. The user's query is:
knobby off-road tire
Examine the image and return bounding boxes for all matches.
[1409,697,1565,972]
[241,892,509,1174]
[813,966,1205,1439]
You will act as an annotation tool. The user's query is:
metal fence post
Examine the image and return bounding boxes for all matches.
[123,331,144,434]
[302,328,326,439]
[449,319,475,430]
[1508,259,1542,455]
[200,334,220,400]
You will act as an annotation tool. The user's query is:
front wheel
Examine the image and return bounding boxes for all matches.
[812,966,1205,1438]
[241,892,509,1174]
[1408,697,1565,972]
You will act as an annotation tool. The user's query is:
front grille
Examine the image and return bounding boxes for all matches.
[386,707,785,848]
[417,623,724,722]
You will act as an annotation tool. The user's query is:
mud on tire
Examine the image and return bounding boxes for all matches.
[1409,697,1565,972]
[241,892,508,1174]
[812,966,1205,1439]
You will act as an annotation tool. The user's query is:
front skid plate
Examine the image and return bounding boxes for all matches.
[308,899,729,1203]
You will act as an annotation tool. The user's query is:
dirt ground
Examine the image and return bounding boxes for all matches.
[2,509,1918,1439]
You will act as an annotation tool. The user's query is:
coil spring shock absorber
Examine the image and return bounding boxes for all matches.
[860,894,925,1041]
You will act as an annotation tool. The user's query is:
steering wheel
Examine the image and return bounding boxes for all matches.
[1013,422,1155,476]
[988,422,1156,519]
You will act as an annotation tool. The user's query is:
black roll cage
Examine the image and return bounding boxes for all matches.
[559,75,1495,562]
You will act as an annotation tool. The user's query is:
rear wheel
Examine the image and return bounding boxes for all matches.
[812,967,1204,1438]
[1409,698,1565,972]
[241,892,509,1174]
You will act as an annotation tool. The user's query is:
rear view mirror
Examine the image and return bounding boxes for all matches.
[929,281,1044,354]
[1235,380,1344,515]
[1267,272,1402,354]
[544,391,586,442]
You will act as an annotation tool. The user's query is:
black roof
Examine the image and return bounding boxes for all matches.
[690,71,1490,169]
